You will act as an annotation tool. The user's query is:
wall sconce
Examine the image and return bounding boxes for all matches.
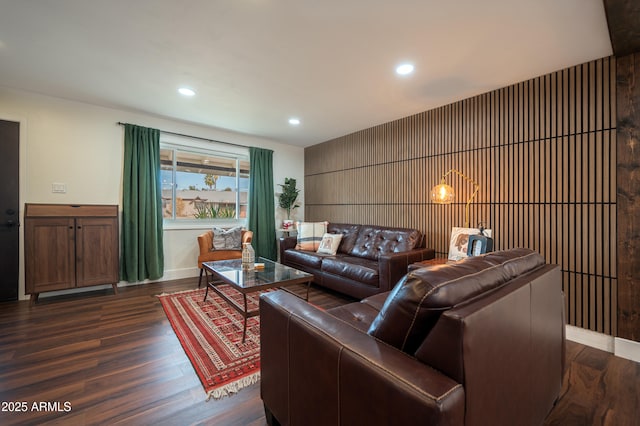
[430,169,480,228]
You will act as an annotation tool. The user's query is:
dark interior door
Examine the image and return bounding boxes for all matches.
[0,119,19,301]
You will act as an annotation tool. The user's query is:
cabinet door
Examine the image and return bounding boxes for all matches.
[75,217,119,287]
[25,218,75,293]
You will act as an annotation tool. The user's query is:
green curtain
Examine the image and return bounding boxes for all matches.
[121,124,164,282]
[248,147,277,260]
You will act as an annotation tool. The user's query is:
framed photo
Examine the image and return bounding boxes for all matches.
[448,227,493,260]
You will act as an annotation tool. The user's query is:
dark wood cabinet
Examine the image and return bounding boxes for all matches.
[25,204,119,303]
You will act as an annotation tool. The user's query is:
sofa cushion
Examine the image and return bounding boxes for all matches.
[321,256,379,286]
[367,248,545,354]
[350,226,422,260]
[327,223,361,254]
[326,302,380,333]
[284,249,327,270]
[360,292,389,312]
[326,291,389,332]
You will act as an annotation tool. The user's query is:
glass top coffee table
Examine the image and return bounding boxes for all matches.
[202,257,313,342]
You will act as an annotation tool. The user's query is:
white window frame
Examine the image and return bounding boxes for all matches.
[160,134,249,230]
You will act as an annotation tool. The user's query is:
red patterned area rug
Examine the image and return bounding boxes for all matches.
[158,286,262,400]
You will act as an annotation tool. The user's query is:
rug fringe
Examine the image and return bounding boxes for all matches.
[206,372,261,401]
[156,288,202,298]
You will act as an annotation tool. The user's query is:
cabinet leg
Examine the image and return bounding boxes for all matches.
[112,283,118,295]
[30,293,39,305]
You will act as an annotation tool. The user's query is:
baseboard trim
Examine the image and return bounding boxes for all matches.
[18,268,200,301]
[566,325,640,363]
[614,337,640,363]
[116,267,199,287]
[565,325,614,352]
[159,267,200,282]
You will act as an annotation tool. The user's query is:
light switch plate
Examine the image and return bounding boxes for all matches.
[52,183,67,193]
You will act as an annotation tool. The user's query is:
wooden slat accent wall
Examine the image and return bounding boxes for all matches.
[305,57,618,335]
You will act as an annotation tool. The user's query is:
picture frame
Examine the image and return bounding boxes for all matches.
[448,227,493,260]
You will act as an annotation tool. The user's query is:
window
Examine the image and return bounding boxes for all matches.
[160,146,249,221]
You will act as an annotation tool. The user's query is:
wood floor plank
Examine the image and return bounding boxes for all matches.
[0,278,638,425]
[543,341,640,426]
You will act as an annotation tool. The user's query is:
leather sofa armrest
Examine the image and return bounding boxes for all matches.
[378,247,435,292]
[278,236,297,263]
[260,290,464,426]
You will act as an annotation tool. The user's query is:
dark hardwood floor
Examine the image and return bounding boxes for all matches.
[0,278,638,425]
[543,340,640,426]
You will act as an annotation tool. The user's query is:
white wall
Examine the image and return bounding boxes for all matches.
[0,87,305,300]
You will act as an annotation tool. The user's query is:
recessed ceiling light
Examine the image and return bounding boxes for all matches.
[178,87,195,96]
[288,118,301,126]
[396,63,414,76]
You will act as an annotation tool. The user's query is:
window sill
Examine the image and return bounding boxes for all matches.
[163,219,247,231]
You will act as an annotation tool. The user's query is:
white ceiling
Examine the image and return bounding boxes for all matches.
[0,0,612,147]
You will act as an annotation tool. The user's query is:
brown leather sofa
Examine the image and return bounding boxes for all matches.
[260,248,565,426]
[279,223,435,299]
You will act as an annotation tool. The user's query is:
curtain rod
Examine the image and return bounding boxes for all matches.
[116,122,251,149]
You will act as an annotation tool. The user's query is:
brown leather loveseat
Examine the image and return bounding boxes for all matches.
[260,248,565,426]
[279,223,435,299]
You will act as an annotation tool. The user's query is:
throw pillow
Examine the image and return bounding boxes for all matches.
[295,221,328,251]
[317,233,343,255]
[211,226,242,250]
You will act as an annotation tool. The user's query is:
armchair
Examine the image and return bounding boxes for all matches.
[260,249,565,425]
[197,229,253,287]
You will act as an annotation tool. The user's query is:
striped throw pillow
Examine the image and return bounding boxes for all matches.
[295,221,328,251]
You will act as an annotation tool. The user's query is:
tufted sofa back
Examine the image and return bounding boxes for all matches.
[326,223,361,254]
[329,224,422,260]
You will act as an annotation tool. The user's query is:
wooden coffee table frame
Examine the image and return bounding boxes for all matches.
[202,258,312,343]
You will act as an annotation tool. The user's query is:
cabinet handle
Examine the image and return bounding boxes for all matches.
[69,226,73,229]
[77,226,82,229]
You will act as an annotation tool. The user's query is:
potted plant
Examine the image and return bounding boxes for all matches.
[278,178,300,228]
